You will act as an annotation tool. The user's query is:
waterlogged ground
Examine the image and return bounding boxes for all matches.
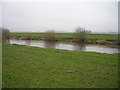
[3,44,118,88]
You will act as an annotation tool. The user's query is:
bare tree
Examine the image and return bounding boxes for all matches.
[75,26,90,43]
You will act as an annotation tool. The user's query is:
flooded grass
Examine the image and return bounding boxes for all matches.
[2,44,118,88]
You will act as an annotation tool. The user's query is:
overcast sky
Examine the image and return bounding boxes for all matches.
[0,0,118,33]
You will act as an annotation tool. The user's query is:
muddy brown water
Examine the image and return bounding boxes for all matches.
[10,39,119,54]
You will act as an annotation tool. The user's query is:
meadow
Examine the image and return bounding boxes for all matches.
[10,33,118,41]
[2,44,118,88]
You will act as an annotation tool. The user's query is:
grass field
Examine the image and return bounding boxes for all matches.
[10,33,118,41]
[3,44,118,88]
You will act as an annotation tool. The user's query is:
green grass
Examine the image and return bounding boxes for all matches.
[3,44,118,88]
[10,33,118,41]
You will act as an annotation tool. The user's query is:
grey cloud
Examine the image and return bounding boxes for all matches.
[2,2,118,33]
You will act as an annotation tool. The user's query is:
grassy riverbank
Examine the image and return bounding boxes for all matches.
[3,44,118,88]
[10,33,118,41]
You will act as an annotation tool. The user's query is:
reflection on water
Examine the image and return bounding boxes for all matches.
[25,40,31,46]
[44,41,58,48]
[10,39,119,54]
[73,43,86,51]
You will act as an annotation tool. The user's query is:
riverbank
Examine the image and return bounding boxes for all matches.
[9,33,119,45]
[3,44,118,88]
[10,33,118,40]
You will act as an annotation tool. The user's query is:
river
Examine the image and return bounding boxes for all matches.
[10,39,119,54]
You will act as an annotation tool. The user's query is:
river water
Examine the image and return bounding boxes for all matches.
[10,39,119,54]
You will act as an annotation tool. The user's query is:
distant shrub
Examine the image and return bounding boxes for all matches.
[0,27,10,43]
[44,30,58,41]
[75,26,91,43]
[0,28,2,43]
